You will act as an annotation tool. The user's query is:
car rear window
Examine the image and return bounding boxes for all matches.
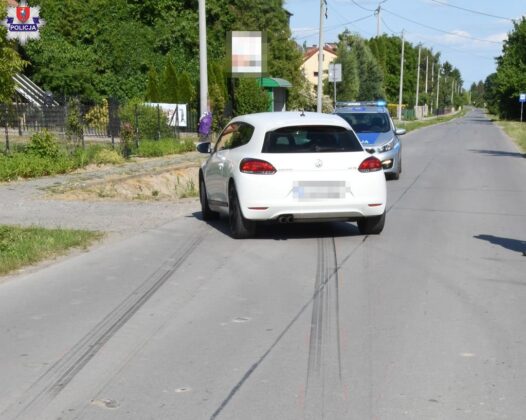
[262,125,363,153]
[336,112,391,133]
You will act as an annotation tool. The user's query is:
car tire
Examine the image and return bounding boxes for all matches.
[199,176,219,221]
[357,211,385,235]
[387,158,401,180]
[228,184,256,239]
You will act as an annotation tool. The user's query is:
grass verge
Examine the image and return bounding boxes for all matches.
[0,225,103,276]
[136,138,196,157]
[397,108,468,132]
[492,119,526,153]
[1,131,198,182]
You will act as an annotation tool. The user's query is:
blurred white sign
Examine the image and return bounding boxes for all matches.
[145,103,187,127]
[328,63,342,82]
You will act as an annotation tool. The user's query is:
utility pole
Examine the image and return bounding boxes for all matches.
[333,65,337,107]
[397,30,405,121]
[375,0,386,37]
[425,54,429,94]
[415,44,421,109]
[436,64,441,116]
[431,58,435,90]
[198,0,208,118]
[317,0,327,113]
[451,80,455,106]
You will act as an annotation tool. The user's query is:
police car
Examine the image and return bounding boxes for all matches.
[334,101,405,180]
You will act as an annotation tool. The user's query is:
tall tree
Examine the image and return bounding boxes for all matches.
[491,17,526,119]
[0,0,26,103]
[177,71,195,105]
[160,60,179,103]
[334,31,359,101]
[234,78,269,115]
[146,67,160,102]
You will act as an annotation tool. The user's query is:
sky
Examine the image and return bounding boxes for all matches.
[285,0,525,89]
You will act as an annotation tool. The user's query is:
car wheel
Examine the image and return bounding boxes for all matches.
[228,184,256,239]
[387,158,401,180]
[199,176,219,220]
[357,211,385,235]
[391,166,400,180]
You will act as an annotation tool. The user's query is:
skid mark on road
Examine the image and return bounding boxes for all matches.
[210,236,369,420]
[1,227,208,420]
[304,237,345,419]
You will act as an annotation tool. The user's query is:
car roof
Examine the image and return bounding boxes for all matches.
[230,112,352,131]
[334,105,388,114]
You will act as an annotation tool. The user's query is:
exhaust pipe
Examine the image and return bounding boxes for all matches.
[278,215,294,223]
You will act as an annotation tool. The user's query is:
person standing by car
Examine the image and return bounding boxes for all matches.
[198,111,212,142]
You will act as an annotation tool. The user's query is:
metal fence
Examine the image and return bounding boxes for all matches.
[1,99,199,150]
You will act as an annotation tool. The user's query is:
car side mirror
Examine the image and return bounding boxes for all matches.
[395,128,406,136]
[196,142,212,154]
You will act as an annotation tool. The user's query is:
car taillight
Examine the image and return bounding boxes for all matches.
[240,158,276,174]
[358,156,383,172]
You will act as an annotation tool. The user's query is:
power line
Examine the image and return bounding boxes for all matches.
[328,1,355,26]
[383,7,502,45]
[429,0,514,22]
[351,0,375,13]
[380,17,496,62]
[381,17,400,35]
[293,13,374,41]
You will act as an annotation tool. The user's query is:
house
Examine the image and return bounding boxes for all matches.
[301,44,338,90]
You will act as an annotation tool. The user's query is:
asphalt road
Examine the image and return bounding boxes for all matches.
[1,109,525,420]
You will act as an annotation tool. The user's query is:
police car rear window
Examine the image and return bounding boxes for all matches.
[336,113,391,133]
[262,125,363,153]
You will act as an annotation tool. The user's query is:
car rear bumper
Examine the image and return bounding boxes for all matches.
[242,201,386,221]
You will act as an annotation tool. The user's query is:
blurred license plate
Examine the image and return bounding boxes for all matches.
[293,181,346,200]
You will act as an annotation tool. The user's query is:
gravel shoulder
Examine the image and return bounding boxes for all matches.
[0,152,204,237]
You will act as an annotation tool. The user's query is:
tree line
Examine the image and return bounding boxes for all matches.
[1,0,469,122]
[326,32,466,111]
[475,17,526,119]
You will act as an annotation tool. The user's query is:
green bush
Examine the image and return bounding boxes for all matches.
[234,79,270,116]
[26,131,61,158]
[93,148,124,165]
[137,138,195,157]
[0,152,76,181]
[120,122,135,158]
[120,99,173,140]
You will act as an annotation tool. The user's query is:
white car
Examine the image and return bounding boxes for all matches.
[197,112,387,238]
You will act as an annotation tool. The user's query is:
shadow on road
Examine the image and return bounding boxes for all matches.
[474,234,526,256]
[190,212,361,240]
[463,116,494,125]
[469,149,525,158]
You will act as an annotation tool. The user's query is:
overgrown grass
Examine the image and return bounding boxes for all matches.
[136,138,196,157]
[0,152,78,181]
[0,134,196,182]
[0,225,103,276]
[397,108,468,132]
[493,119,526,153]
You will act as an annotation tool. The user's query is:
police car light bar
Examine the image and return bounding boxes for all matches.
[336,100,387,108]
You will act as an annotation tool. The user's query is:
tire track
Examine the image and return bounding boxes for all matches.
[304,237,344,419]
[2,228,207,420]
[210,234,369,420]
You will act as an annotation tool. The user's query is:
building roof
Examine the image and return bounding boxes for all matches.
[303,44,338,63]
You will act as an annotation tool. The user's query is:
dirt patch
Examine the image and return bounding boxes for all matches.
[51,165,199,201]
